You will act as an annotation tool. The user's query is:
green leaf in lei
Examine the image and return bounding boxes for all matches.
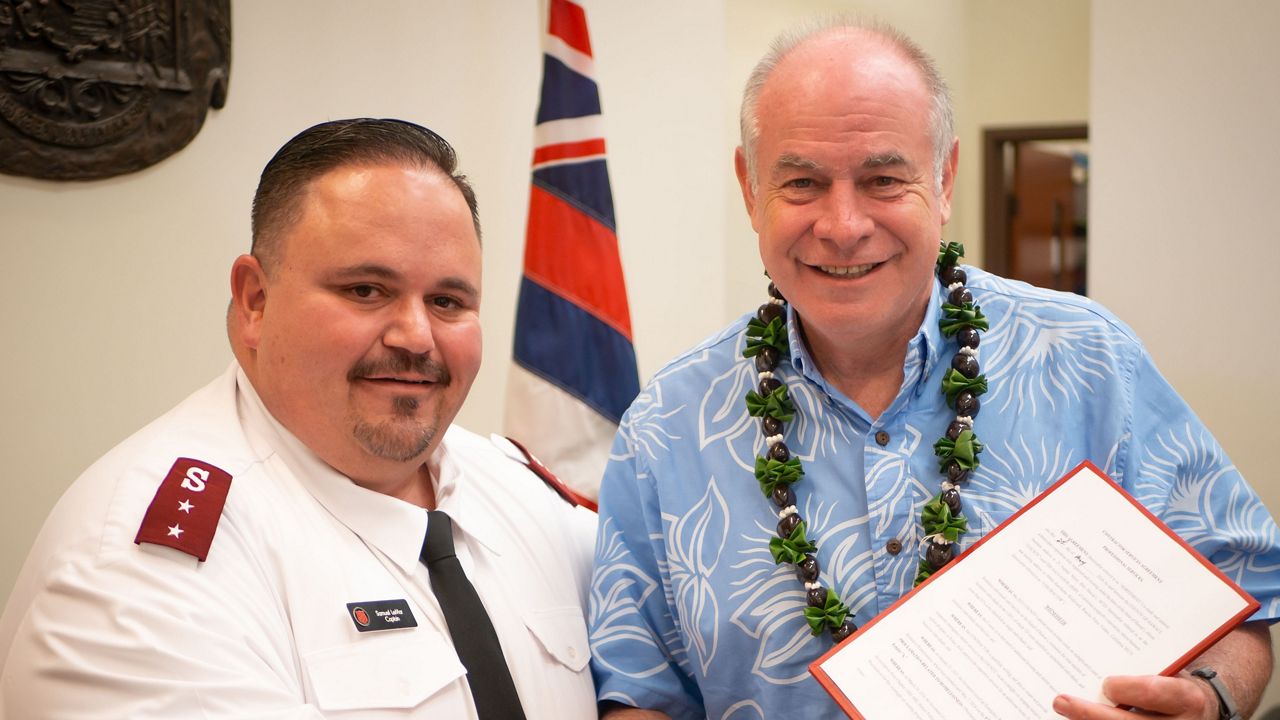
[742,316,788,358]
[939,302,990,337]
[803,590,851,635]
[745,385,795,421]
[937,241,965,268]
[914,560,935,586]
[940,368,988,405]
[933,429,984,473]
[768,521,817,565]
[921,492,969,542]
[754,456,804,497]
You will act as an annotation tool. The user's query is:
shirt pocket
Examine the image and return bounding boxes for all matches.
[302,631,467,712]
[521,605,590,672]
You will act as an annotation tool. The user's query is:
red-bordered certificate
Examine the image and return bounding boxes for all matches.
[810,460,1258,719]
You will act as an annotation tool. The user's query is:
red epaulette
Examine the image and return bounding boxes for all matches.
[503,437,598,513]
[134,458,233,561]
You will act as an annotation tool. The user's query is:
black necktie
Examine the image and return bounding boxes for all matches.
[421,510,527,719]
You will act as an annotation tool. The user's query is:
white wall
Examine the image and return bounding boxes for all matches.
[0,0,728,598]
[1091,1,1280,709]
[958,0,1091,268]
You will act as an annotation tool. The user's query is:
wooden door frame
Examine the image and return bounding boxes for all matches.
[982,124,1088,276]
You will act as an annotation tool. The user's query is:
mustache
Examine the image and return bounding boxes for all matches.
[349,351,450,384]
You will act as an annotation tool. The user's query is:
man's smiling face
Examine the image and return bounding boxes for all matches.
[240,161,482,484]
[737,29,956,354]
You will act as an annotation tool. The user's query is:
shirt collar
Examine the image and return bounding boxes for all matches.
[912,280,946,395]
[233,365,501,575]
[783,282,945,415]
[425,427,506,557]
[785,304,824,387]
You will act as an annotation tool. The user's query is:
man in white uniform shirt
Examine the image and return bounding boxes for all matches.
[0,118,598,719]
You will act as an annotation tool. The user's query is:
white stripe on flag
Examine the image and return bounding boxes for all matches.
[504,364,616,501]
[534,115,604,147]
[543,33,596,80]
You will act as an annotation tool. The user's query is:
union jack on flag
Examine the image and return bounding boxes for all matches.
[504,0,639,502]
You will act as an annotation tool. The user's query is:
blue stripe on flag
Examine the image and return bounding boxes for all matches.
[513,277,639,424]
[533,159,616,231]
[535,55,602,124]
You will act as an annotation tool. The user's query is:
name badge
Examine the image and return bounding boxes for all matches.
[346,599,418,633]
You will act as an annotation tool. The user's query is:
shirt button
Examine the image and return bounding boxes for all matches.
[885,538,903,555]
[875,430,890,446]
[567,645,578,660]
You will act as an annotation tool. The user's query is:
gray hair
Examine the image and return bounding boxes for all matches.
[739,17,954,194]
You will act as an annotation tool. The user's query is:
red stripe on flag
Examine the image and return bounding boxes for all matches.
[524,186,632,339]
[533,138,607,166]
[549,0,593,58]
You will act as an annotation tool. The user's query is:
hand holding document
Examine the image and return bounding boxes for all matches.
[811,461,1257,720]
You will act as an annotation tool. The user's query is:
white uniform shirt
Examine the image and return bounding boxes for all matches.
[0,364,598,719]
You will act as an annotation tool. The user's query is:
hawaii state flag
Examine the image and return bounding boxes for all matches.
[504,0,639,502]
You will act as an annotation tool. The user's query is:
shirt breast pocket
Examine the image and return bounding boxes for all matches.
[301,630,468,715]
[521,605,590,672]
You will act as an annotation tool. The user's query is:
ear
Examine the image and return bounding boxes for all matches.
[938,137,960,225]
[734,146,761,231]
[229,254,269,350]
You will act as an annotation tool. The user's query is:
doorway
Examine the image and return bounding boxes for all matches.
[982,125,1089,295]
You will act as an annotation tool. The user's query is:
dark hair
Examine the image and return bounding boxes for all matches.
[250,118,480,270]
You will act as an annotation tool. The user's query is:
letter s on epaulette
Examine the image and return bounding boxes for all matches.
[134,458,233,561]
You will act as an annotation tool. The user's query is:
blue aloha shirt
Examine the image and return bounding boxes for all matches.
[589,267,1280,720]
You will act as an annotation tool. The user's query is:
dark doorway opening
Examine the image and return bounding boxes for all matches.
[982,125,1089,295]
